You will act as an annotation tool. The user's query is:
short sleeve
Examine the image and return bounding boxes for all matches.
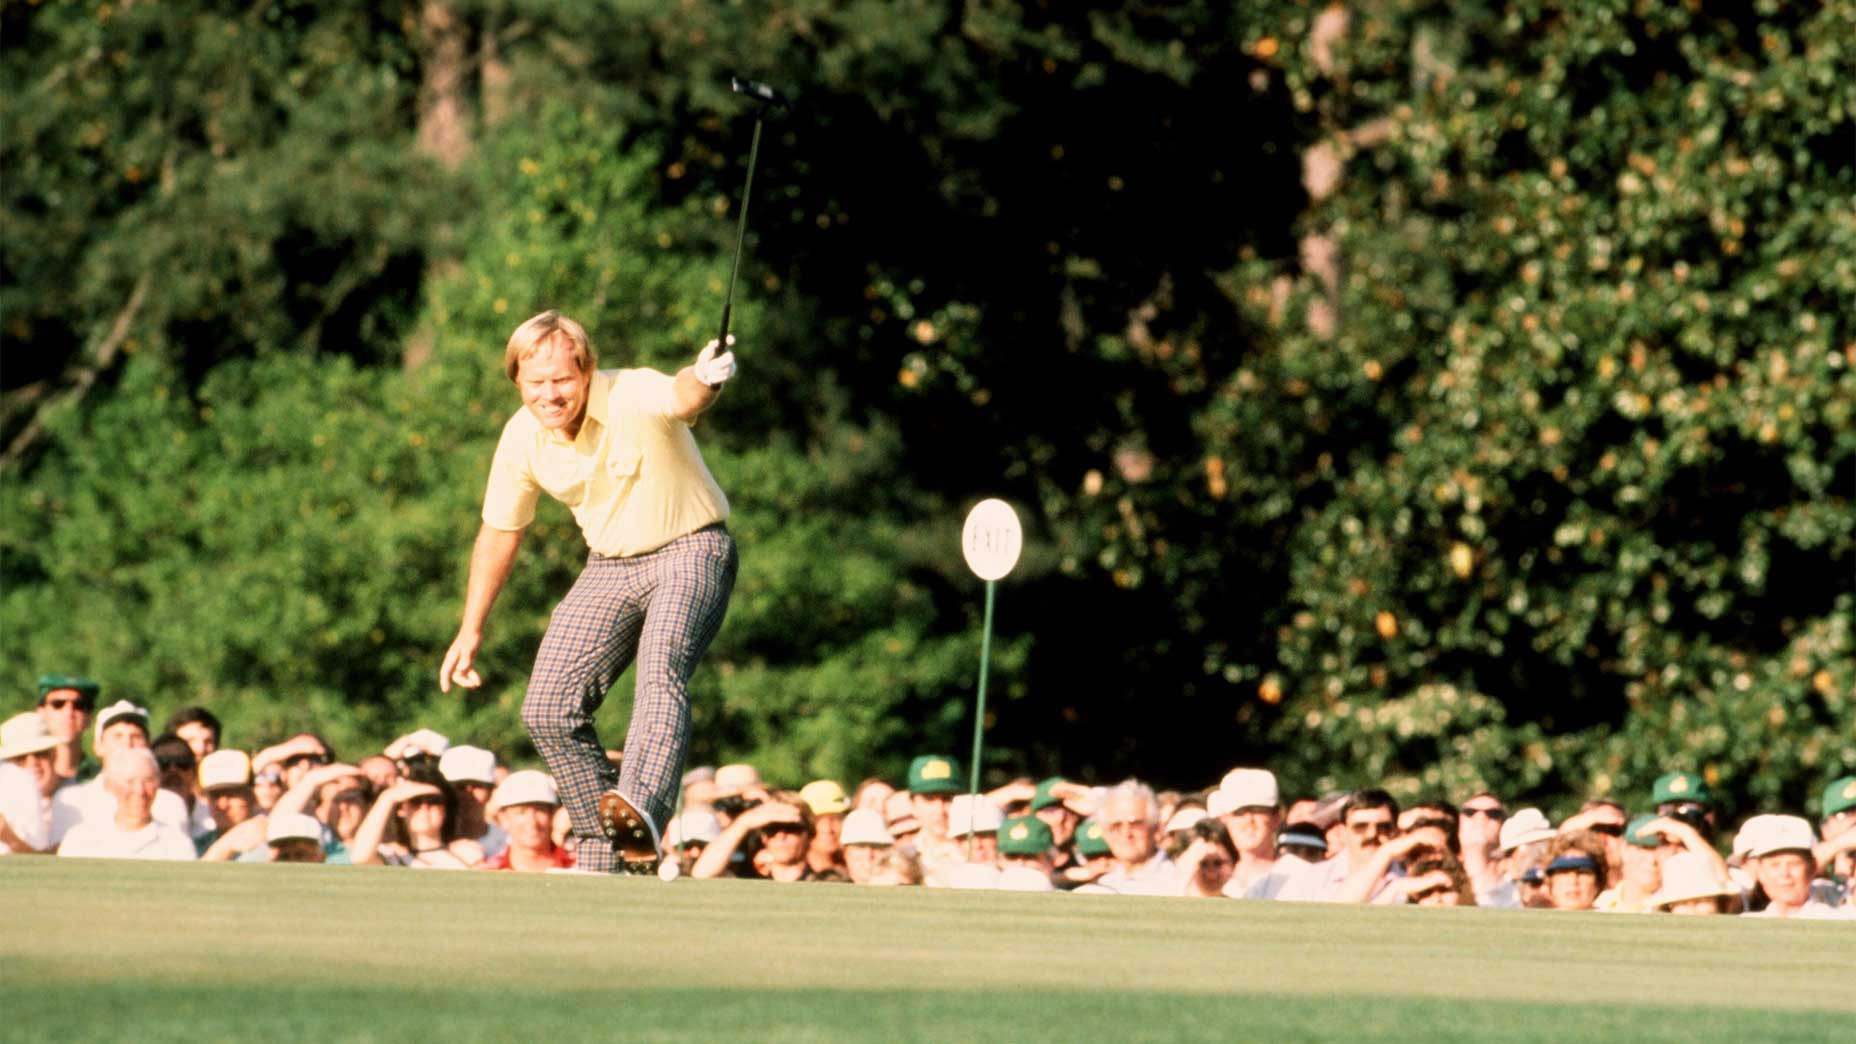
[614,368,679,421]
[481,414,540,531]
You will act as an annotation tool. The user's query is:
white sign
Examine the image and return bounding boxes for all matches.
[962,498,1023,581]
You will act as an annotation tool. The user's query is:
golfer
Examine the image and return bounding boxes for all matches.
[440,310,738,873]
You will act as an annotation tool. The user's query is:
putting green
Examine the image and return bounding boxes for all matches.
[3,859,1849,1042]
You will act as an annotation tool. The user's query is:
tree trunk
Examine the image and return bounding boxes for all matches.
[416,0,472,169]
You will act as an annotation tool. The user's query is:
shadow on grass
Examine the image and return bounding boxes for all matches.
[0,983,1841,1043]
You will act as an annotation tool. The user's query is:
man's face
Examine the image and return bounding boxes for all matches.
[497,803,557,850]
[844,843,887,884]
[37,689,92,743]
[1034,804,1077,847]
[1458,797,1507,849]
[1621,842,1662,893]
[963,833,998,865]
[1753,851,1813,907]
[96,721,148,760]
[175,722,217,761]
[1223,806,1281,855]
[9,751,57,796]
[758,821,810,866]
[1343,807,1397,856]
[517,341,592,436]
[1102,798,1156,865]
[911,793,952,838]
[208,787,256,830]
[107,764,160,824]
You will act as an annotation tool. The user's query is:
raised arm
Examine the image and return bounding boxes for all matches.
[440,524,525,692]
[672,338,737,423]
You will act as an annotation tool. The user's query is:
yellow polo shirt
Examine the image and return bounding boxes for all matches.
[481,368,728,557]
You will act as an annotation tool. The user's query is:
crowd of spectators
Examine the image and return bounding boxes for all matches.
[3,674,1851,920]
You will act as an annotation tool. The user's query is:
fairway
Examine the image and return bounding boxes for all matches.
[2,861,1850,1042]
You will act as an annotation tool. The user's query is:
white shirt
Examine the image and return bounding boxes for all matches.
[57,818,197,860]
[996,865,1056,892]
[51,778,190,845]
[1245,853,1350,902]
[1098,852,1181,896]
[1744,898,1853,920]
[0,764,53,853]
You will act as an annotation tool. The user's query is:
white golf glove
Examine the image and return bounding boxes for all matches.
[694,336,737,388]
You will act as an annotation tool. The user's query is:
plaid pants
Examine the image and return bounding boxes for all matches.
[521,524,737,873]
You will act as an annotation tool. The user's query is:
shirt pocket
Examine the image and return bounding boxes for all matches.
[605,441,642,480]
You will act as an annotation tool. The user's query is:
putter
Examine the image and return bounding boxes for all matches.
[716,76,791,352]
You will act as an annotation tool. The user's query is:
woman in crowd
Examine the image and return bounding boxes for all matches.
[350,769,483,869]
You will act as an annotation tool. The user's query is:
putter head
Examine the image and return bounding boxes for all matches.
[730,76,791,112]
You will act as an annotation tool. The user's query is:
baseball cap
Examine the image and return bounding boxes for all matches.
[949,794,1004,837]
[1497,807,1557,852]
[1651,852,1738,910]
[439,745,497,786]
[800,779,853,817]
[1820,775,1856,819]
[92,700,150,745]
[1030,776,1067,811]
[1165,807,1207,834]
[1277,821,1328,855]
[0,712,63,760]
[1218,768,1280,809]
[664,810,721,848]
[1074,818,1111,858]
[1624,814,1664,849]
[36,674,100,703]
[714,763,761,796]
[266,811,323,845]
[1544,853,1599,875]
[841,808,894,847]
[998,815,1055,856]
[1652,771,1712,807]
[198,749,253,791]
[488,769,559,812]
[1745,815,1816,859]
[907,755,962,795]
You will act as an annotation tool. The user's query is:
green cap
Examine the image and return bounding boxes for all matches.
[907,754,963,795]
[1624,814,1662,848]
[37,674,100,702]
[1821,775,1856,819]
[1030,776,1066,812]
[1074,817,1110,858]
[1651,771,1711,807]
[998,815,1054,857]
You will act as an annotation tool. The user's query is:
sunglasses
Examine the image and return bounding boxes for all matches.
[1410,885,1458,902]
[1348,821,1396,836]
[43,698,92,712]
[1461,806,1506,821]
[1587,823,1625,837]
[760,822,805,835]
[403,795,445,810]
[156,757,194,772]
[282,754,329,768]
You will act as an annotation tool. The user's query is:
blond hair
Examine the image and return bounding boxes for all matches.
[504,310,597,381]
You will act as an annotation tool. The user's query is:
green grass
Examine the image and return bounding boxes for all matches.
[2,860,1850,1042]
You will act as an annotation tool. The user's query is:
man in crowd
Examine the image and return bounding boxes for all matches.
[1652,771,1717,841]
[480,770,575,871]
[1482,807,1558,908]
[35,675,99,782]
[440,745,507,859]
[840,808,893,885]
[1096,780,1179,896]
[265,812,328,864]
[162,706,222,762]
[995,815,1057,892]
[1,712,66,853]
[194,749,258,853]
[906,754,967,886]
[1743,815,1850,919]
[1031,776,1083,872]
[1456,791,1507,897]
[438,311,741,875]
[151,732,215,843]
[800,779,852,877]
[1814,775,1856,885]
[1209,767,1280,895]
[57,749,196,860]
[52,700,191,843]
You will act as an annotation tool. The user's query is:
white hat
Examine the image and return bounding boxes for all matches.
[1729,813,1786,862]
[1745,815,1817,859]
[397,728,451,757]
[266,811,323,845]
[198,749,253,791]
[664,810,721,848]
[1218,768,1281,809]
[92,700,150,745]
[1498,807,1557,852]
[714,763,761,796]
[488,770,559,812]
[1652,851,1739,909]
[1206,789,1238,818]
[949,794,1004,837]
[841,808,894,847]
[1165,807,1208,834]
[0,712,62,761]
[439,745,497,785]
